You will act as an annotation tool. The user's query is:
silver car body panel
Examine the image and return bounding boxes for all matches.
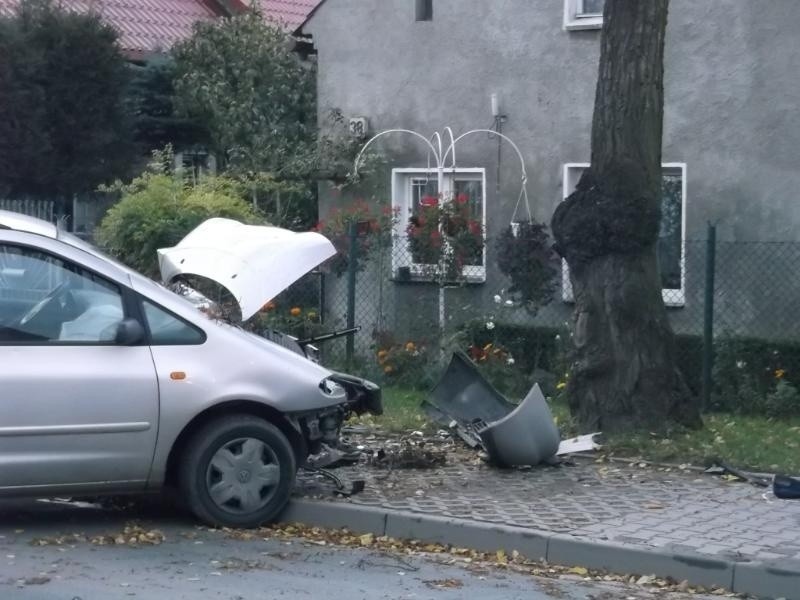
[0,344,160,492]
[0,213,346,497]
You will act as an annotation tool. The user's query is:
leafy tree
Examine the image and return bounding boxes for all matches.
[171,11,381,229]
[551,0,701,433]
[126,56,209,156]
[0,0,133,211]
[173,10,316,180]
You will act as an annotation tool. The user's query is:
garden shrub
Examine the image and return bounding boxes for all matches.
[97,155,262,277]
[368,331,438,391]
[711,334,800,416]
[765,380,800,418]
[448,319,570,399]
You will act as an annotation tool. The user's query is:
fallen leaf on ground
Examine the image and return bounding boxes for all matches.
[423,578,463,589]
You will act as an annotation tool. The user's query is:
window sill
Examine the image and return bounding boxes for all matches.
[563,16,603,31]
[560,283,687,309]
[393,265,486,285]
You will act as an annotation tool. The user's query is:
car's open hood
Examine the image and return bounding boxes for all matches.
[157,218,336,321]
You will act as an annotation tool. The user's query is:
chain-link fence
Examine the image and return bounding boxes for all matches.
[263,226,800,416]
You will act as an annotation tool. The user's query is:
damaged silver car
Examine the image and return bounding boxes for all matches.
[0,212,381,527]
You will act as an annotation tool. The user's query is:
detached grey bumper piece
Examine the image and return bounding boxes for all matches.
[423,352,560,467]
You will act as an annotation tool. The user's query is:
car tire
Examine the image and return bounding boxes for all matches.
[179,415,296,528]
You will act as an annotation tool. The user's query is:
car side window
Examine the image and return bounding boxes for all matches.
[0,244,124,343]
[142,300,205,345]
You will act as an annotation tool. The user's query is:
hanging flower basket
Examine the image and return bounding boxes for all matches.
[495,220,559,312]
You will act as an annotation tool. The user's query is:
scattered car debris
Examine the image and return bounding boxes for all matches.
[704,463,771,488]
[301,465,365,497]
[305,442,362,470]
[423,352,561,467]
[556,433,602,456]
[773,474,800,499]
[366,439,447,470]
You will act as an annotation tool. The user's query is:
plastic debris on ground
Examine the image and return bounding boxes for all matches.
[421,352,568,467]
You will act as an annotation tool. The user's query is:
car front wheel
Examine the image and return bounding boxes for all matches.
[179,415,296,528]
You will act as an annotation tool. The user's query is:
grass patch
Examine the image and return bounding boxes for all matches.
[354,387,430,433]
[366,389,800,474]
[605,413,800,474]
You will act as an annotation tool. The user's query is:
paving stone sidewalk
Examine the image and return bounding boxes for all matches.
[295,456,800,567]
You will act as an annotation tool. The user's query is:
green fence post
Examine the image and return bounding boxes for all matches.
[701,222,717,411]
[346,221,358,367]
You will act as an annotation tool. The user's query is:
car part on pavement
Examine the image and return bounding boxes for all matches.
[304,442,362,469]
[773,474,800,499]
[476,383,560,467]
[556,433,602,455]
[423,352,560,467]
[302,466,365,497]
[422,351,516,448]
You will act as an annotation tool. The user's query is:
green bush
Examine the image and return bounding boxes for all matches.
[765,380,800,418]
[711,334,800,416]
[457,320,566,374]
[97,157,262,277]
[448,319,570,399]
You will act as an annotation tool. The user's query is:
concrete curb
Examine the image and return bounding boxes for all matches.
[278,498,800,599]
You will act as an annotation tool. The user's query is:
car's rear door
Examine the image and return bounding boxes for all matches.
[0,241,159,495]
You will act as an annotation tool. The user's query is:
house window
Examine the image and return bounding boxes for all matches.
[564,0,604,30]
[174,150,217,185]
[392,168,486,283]
[415,0,433,21]
[561,163,687,307]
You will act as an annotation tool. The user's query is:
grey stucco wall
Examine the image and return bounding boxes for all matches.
[306,0,800,345]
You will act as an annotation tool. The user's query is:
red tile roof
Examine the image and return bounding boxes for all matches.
[0,0,321,56]
[257,0,318,31]
[0,0,221,56]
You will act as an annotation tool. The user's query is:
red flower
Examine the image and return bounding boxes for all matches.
[468,220,482,235]
[468,345,485,361]
[456,193,469,205]
[420,195,438,207]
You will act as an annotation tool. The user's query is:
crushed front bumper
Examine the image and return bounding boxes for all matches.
[329,372,383,416]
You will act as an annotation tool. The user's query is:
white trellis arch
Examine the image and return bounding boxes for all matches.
[352,127,532,330]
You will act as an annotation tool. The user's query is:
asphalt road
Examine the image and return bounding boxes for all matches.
[0,498,716,600]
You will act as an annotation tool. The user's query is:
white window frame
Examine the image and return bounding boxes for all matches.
[563,0,604,31]
[561,162,687,307]
[174,150,217,184]
[391,168,487,283]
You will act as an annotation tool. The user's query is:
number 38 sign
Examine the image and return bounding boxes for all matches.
[348,117,368,140]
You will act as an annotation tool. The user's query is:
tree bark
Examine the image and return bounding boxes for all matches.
[551,0,701,433]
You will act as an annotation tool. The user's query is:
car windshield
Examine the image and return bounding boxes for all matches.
[58,231,219,313]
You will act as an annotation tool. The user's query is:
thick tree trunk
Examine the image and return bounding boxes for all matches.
[551,0,701,433]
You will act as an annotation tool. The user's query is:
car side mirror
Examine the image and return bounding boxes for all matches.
[115,318,145,346]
